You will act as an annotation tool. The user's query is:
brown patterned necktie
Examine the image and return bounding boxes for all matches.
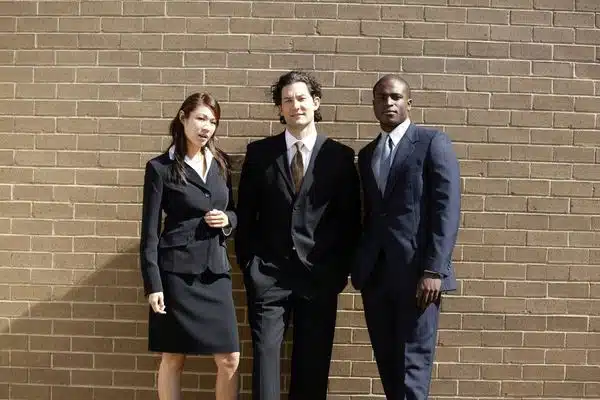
[291,142,304,193]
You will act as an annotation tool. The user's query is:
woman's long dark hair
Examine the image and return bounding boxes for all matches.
[168,92,230,184]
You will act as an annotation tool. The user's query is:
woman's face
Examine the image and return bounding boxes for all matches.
[180,104,218,154]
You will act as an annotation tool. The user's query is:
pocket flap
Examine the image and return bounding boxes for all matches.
[158,230,192,248]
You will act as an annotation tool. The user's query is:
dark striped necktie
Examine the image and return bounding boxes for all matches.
[291,142,304,193]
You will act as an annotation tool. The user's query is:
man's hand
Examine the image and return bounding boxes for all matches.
[148,291,166,314]
[416,271,441,310]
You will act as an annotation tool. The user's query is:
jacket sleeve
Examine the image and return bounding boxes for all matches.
[139,161,164,295]
[424,132,461,276]
[337,148,362,275]
[234,143,260,270]
[222,172,237,237]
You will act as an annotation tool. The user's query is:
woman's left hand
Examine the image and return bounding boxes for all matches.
[204,209,229,228]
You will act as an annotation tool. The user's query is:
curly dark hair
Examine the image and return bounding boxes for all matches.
[270,70,323,125]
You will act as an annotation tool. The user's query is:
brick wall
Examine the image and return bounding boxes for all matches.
[1,1,599,399]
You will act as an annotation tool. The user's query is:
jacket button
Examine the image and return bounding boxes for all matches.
[292,246,296,251]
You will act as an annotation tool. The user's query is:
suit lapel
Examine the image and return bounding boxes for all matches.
[185,159,211,192]
[274,132,295,195]
[296,134,326,198]
[204,158,219,189]
[363,137,382,199]
[369,133,384,194]
[383,123,418,200]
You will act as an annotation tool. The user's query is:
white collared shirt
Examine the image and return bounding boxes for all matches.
[383,118,411,161]
[285,129,317,175]
[168,145,213,182]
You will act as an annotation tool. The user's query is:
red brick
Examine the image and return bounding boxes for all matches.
[467,41,509,58]
[468,8,509,24]
[482,364,522,379]
[543,382,584,397]
[381,5,424,20]
[491,25,533,42]
[534,27,576,43]
[10,384,51,399]
[294,3,336,18]
[525,332,566,349]
[467,76,509,92]
[510,43,552,60]
[338,4,380,20]
[490,94,532,110]
[511,77,552,94]
[576,0,600,11]
[533,94,573,111]
[460,348,502,363]
[458,380,501,396]
[468,109,511,127]
[405,22,446,39]
[502,381,544,397]
[554,112,596,129]
[446,60,488,78]
[337,38,379,55]
[534,0,574,9]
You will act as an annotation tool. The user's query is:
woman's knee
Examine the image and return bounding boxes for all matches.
[160,353,186,372]
[214,352,240,374]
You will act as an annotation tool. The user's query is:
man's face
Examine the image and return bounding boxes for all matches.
[279,81,320,129]
[372,78,412,132]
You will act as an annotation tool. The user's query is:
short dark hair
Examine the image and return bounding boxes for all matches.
[270,70,323,124]
[373,74,411,98]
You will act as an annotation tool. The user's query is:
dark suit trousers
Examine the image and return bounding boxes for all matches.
[246,279,338,400]
[361,258,440,400]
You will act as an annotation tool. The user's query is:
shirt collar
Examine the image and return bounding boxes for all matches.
[384,118,411,146]
[285,129,317,152]
[168,145,213,163]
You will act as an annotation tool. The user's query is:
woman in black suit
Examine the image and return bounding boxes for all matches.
[140,92,239,400]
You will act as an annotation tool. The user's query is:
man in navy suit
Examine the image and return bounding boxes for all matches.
[352,75,461,399]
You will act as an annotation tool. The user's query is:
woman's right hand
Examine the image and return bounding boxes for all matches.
[148,292,166,314]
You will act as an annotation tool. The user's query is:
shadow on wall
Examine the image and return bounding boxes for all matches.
[1,230,293,398]
[2,154,380,400]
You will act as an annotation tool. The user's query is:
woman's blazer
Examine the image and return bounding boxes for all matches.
[139,152,237,295]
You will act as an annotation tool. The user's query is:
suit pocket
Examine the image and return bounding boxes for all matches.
[210,242,231,274]
[245,255,278,297]
[158,230,192,248]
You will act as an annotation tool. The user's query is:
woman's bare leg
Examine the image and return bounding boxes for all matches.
[158,353,186,400]
[214,352,240,400]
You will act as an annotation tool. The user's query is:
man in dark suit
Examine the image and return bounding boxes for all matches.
[352,75,461,399]
[235,71,361,400]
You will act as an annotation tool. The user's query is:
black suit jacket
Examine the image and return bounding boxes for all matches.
[235,132,361,297]
[139,152,237,295]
